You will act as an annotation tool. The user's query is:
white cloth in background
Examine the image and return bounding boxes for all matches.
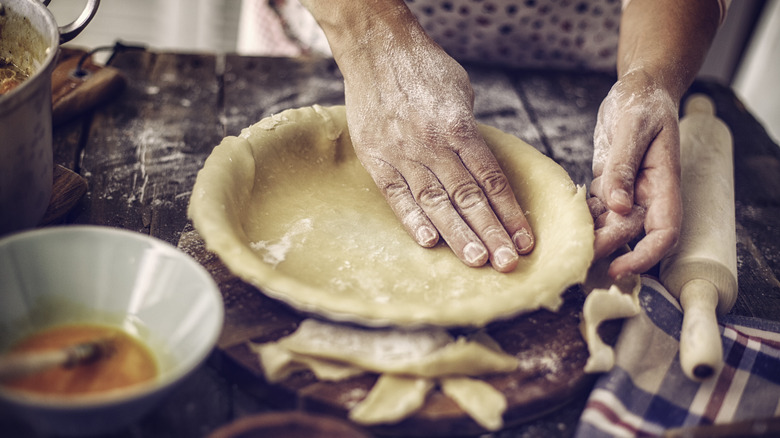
[238,0,729,71]
[407,0,621,71]
[237,0,330,56]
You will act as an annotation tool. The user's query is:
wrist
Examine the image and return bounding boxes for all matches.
[617,0,720,104]
[617,62,687,105]
[302,0,426,70]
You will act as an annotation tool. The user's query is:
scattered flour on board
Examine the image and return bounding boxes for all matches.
[250,218,313,267]
[518,350,561,375]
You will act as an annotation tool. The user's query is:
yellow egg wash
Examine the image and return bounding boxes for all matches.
[2,324,157,396]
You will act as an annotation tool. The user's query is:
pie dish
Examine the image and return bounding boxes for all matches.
[188,105,594,327]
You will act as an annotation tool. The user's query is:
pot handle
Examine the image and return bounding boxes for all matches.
[43,0,101,44]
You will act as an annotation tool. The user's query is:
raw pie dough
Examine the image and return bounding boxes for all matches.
[188,105,594,327]
[580,246,642,373]
[248,318,518,430]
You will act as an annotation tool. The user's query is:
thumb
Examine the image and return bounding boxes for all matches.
[601,161,637,216]
[601,101,679,217]
[600,119,645,215]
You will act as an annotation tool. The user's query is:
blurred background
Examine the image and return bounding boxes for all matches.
[49,0,779,143]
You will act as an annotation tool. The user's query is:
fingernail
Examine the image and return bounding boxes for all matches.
[513,229,534,254]
[416,226,438,247]
[495,246,518,269]
[612,189,632,210]
[463,242,488,265]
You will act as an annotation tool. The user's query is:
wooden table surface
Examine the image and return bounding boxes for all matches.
[2,48,779,437]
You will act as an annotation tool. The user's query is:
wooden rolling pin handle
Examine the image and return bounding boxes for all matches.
[684,93,716,116]
[679,278,723,380]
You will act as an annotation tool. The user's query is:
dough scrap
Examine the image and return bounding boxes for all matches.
[188,106,594,327]
[248,342,365,383]
[348,374,435,425]
[267,319,518,377]
[440,377,507,431]
[580,247,642,373]
[277,319,454,367]
[249,318,514,429]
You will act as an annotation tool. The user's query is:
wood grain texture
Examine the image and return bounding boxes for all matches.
[208,411,373,438]
[38,165,88,226]
[51,48,126,127]
[71,52,223,244]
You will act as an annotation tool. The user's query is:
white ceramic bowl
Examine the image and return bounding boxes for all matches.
[0,226,224,436]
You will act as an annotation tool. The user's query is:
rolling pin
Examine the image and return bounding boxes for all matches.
[660,94,737,381]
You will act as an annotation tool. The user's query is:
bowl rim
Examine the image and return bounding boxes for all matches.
[0,225,224,409]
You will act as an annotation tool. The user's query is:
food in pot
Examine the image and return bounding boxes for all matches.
[0,59,28,95]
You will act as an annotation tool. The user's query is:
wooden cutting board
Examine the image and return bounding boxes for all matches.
[178,224,615,436]
[52,48,126,126]
[38,165,88,226]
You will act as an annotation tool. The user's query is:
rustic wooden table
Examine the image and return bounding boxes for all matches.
[2,48,779,437]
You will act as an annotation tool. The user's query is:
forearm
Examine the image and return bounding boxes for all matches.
[298,0,472,126]
[299,0,429,70]
[618,0,721,101]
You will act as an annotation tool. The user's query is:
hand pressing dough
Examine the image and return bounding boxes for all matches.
[188,105,594,327]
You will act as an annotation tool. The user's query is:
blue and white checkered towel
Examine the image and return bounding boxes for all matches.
[575,277,780,437]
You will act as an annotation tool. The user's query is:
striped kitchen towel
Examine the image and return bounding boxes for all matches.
[575,276,780,437]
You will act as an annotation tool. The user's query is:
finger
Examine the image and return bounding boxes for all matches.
[608,163,682,278]
[607,227,678,278]
[370,157,491,267]
[589,171,602,196]
[419,162,518,272]
[587,194,607,221]
[592,207,645,262]
[591,117,610,177]
[599,114,653,215]
[366,159,440,248]
[411,170,493,268]
[367,153,496,268]
[458,138,535,255]
[424,150,522,272]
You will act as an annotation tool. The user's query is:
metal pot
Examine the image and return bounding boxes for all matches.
[0,0,99,235]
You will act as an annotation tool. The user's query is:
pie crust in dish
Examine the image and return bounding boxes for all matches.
[188,105,594,327]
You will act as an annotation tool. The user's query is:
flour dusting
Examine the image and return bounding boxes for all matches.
[288,319,453,364]
[250,218,313,267]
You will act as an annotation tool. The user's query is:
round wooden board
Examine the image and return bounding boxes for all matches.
[208,411,373,438]
[178,225,610,436]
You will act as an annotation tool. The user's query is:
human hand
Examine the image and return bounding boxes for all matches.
[341,37,534,272]
[589,69,682,278]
